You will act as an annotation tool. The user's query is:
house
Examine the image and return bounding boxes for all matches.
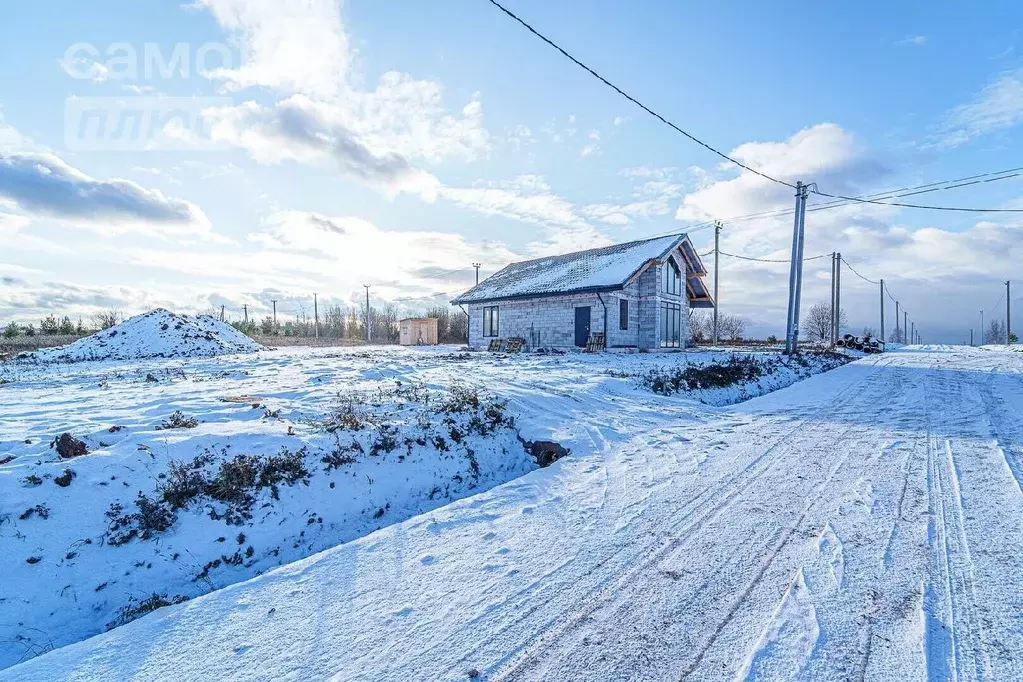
[451,233,714,351]
[399,318,439,346]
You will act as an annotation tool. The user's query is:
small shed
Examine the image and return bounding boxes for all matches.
[399,318,439,346]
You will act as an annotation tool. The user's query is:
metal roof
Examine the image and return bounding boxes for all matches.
[452,233,714,306]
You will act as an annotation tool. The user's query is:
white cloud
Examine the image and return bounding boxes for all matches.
[0,152,212,238]
[676,123,880,222]
[437,175,589,230]
[0,212,30,232]
[938,69,1023,147]
[895,35,927,47]
[612,116,629,126]
[194,0,349,98]
[581,169,684,226]
[59,55,110,82]
[193,0,489,198]
[203,96,441,197]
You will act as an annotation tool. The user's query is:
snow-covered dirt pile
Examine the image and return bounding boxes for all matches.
[8,309,263,364]
[0,345,850,671]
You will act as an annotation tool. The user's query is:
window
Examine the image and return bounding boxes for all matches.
[482,305,499,337]
[619,299,629,330]
[662,257,681,296]
[661,301,681,348]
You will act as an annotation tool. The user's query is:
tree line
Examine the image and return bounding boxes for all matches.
[2,311,120,339]
[230,304,468,344]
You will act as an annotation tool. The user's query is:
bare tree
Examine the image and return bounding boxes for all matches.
[861,326,877,338]
[717,314,747,341]
[803,301,847,341]
[984,319,1007,345]
[91,310,121,330]
[688,309,712,342]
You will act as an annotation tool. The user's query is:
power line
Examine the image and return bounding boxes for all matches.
[985,291,1006,317]
[719,250,830,263]
[840,256,880,285]
[811,183,1023,213]
[486,0,1023,214]
[484,0,795,190]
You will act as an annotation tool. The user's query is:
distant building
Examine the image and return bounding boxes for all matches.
[452,233,714,351]
[399,318,439,346]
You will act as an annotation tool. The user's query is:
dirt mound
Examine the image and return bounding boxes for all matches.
[14,309,264,363]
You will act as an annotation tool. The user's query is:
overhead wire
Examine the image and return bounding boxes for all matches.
[484,0,795,189]
[486,0,1023,214]
[840,256,880,285]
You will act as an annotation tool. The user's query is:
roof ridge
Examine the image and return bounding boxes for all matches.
[506,232,685,269]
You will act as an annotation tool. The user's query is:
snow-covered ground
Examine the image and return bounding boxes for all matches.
[0,342,848,671]
[5,345,1022,681]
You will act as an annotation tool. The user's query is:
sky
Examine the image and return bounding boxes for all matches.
[0,0,1021,343]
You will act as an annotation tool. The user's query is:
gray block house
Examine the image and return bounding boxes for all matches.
[452,233,715,351]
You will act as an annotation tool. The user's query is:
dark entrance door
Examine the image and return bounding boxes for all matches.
[574,307,591,347]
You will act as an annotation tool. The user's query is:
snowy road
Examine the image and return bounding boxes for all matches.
[6,346,1023,681]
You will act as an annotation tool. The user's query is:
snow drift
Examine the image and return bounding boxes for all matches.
[11,309,263,363]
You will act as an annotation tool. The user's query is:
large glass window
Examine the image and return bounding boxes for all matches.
[661,301,681,348]
[619,298,629,330]
[662,257,681,296]
[483,306,499,337]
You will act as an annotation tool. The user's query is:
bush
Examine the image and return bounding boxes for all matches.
[643,354,768,395]
[2,322,19,338]
[105,494,177,545]
[160,448,310,521]
[156,411,199,430]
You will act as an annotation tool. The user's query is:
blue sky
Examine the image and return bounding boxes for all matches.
[1,0,1021,341]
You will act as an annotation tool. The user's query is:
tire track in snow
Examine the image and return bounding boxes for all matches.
[923,373,992,682]
[482,358,894,681]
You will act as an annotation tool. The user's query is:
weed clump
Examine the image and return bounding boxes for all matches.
[105,494,177,545]
[107,593,189,629]
[322,439,363,471]
[324,394,371,431]
[156,411,199,430]
[642,354,769,395]
[158,447,311,524]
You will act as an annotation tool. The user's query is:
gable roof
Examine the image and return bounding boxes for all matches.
[452,233,714,306]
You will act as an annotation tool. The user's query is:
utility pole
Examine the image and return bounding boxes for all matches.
[713,221,721,345]
[472,262,481,286]
[830,252,836,344]
[220,305,225,322]
[243,304,248,324]
[895,301,900,343]
[904,310,908,345]
[970,328,974,346]
[271,300,277,325]
[911,321,915,346]
[784,181,808,354]
[834,251,842,343]
[981,310,984,345]
[363,285,371,343]
[313,293,319,339]
[880,279,885,344]
[1007,280,1012,345]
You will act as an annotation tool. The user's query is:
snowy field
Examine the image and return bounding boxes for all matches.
[0,336,847,672]
[4,345,1022,681]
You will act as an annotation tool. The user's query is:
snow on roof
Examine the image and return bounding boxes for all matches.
[453,234,706,304]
